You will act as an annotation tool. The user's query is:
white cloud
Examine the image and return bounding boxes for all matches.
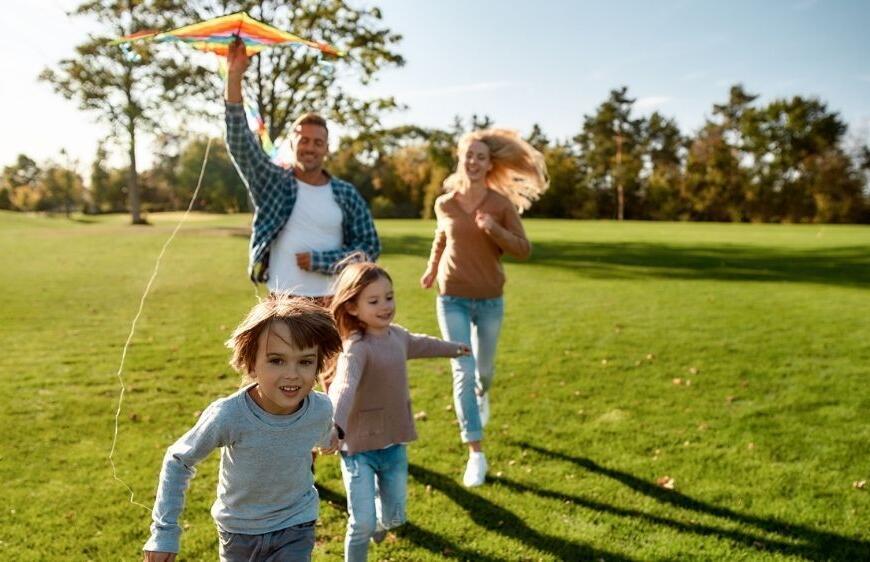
[396,81,512,98]
[635,96,672,110]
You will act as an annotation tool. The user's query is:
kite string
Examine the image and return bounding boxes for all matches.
[108,138,214,511]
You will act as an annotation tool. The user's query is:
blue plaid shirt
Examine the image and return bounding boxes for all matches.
[225,102,380,283]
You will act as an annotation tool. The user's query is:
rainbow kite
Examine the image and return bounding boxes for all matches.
[114,12,343,166]
[113,11,345,57]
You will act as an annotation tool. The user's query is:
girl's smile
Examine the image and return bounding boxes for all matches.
[348,276,395,335]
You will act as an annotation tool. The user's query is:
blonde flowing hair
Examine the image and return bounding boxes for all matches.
[443,128,549,213]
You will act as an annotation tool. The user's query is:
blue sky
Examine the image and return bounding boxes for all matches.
[3,0,869,174]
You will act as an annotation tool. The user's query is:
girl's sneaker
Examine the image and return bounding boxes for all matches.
[463,452,487,487]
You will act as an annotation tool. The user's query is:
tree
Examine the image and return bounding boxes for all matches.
[40,1,209,224]
[175,138,248,213]
[90,142,129,213]
[684,124,748,221]
[1,155,42,211]
[641,112,687,220]
[574,87,644,220]
[741,95,863,222]
[181,0,404,141]
[530,141,592,218]
[39,157,85,216]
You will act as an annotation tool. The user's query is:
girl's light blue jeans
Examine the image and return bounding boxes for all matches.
[339,444,408,562]
[436,294,504,443]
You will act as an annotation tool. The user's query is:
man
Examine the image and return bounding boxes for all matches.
[224,39,379,303]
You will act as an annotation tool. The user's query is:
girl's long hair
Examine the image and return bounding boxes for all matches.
[330,262,393,340]
[443,128,549,213]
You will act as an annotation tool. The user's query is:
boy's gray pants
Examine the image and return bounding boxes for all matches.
[218,520,316,561]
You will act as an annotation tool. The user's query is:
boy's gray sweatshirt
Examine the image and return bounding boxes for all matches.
[143,385,332,553]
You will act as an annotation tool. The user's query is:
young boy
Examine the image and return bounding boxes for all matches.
[143,295,342,562]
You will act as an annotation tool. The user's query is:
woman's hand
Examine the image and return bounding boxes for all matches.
[456,344,472,356]
[474,210,497,233]
[420,269,436,289]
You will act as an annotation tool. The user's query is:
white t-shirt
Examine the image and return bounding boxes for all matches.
[268,179,343,296]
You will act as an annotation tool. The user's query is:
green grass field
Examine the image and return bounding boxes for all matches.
[0,211,868,561]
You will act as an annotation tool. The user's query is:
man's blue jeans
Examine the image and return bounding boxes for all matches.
[339,444,408,562]
[436,295,504,443]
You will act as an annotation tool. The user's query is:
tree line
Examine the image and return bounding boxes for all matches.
[4,84,868,222]
[4,0,869,223]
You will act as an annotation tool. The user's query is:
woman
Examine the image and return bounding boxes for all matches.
[420,128,548,487]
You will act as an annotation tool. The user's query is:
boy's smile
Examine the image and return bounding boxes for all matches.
[248,321,319,415]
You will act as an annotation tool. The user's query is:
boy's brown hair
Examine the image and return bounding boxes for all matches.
[225,294,342,379]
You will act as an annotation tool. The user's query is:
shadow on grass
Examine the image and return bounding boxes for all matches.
[380,234,870,288]
[514,441,870,560]
[409,463,636,561]
[316,484,507,561]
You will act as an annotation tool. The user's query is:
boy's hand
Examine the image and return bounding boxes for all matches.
[456,344,471,356]
[144,551,176,562]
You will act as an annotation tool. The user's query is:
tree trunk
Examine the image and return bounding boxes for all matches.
[615,131,624,221]
[127,115,144,224]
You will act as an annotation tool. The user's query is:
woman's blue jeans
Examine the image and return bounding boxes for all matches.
[339,444,408,562]
[436,295,504,443]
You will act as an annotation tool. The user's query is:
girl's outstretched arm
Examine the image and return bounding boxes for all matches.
[401,326,469,359]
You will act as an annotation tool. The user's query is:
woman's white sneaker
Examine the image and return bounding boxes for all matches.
[463,452,488,487]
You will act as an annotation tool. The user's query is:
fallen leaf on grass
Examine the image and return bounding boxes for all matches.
[672,378,683,385]
[656,476,676,489]
[646,353,655,360]
[747,442,756,450]
[853,480,866,490]
[725,395,737,404]
[413,411,427,421]
[688,367,699,375]
[444,404,453,411]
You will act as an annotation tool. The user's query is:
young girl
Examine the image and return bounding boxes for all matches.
[420,128,548,487]
[328,262,469,562]
[143,295,342,562]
